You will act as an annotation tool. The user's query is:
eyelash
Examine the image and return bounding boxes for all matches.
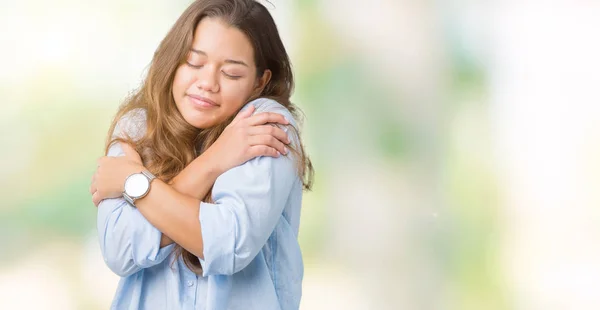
[223,72,242,79]
[186,61,203,69]
[186,61,242,79]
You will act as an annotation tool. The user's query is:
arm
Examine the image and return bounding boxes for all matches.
[198,149,298,276]
[167,104,289,201]
[155,105,292,246]
[130,139,298,275]
[97,142,221,274]
[96,108,217,274]
[97,143,175,277]
[158,154,222,247]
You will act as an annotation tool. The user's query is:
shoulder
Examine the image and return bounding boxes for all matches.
[112,108,147,141]
[243,98,298,127]
[213,99,303,188]
[242,98,301,147]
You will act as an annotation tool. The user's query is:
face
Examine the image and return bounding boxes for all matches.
[172,17,271,129]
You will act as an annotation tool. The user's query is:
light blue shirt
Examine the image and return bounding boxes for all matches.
[97,98,304,310]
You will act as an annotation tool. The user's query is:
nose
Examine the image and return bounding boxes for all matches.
[195,65,220,93]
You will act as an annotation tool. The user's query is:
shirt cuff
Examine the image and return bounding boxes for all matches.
[198,201,236,276]
[130,208,175,268]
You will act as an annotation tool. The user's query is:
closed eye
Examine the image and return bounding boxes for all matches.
[222,71,242,79]
[186,61,203,69]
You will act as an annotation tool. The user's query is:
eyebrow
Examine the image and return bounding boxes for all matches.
[190,48,249,67]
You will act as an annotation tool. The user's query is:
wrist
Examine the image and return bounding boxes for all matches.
[199,151,225,182]
[200,148,225,178]
[170,152,220,196]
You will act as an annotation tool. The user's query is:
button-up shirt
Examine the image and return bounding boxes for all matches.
[97,98,304,310]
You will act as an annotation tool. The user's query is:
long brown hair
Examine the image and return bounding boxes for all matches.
[105,0,313,274]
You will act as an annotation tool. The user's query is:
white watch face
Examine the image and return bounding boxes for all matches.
[124,173,149,198]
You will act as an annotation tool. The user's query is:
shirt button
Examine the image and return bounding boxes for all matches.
[187,280,194,287]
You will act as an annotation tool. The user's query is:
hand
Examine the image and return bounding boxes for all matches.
[205,104,291,174]
[90,143,145,206]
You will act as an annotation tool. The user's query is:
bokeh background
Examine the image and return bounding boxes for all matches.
[1,0,600,309]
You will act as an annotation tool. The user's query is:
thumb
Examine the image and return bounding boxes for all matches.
[231,104,255,125]
[121,143,142,164]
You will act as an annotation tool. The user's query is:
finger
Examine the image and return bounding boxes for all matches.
[121,143,142,163]
[248,135,288,155]
[97,156,105,166]
[231,105,255,126]
[92,191,101,207]
[246,112,289,126]
[248,145,280,158]
[247,125,290,144]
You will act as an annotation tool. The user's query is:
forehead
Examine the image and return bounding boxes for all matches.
[191,17,255,64]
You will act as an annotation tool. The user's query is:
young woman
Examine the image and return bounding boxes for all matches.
[89,0,313,309]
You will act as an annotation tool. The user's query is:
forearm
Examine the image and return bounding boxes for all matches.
[158,153,222,247]
[136,179,207,258]
[170,152,222,200]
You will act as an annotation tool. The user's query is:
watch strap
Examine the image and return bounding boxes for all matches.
[141,169,156,182]
[123,192,135,206]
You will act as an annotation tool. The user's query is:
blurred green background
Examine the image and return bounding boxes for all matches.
[1,1,600,309]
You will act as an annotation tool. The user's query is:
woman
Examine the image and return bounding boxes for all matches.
[89,0,313,309]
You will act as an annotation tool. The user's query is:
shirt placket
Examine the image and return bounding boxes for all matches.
[184,271,198,309]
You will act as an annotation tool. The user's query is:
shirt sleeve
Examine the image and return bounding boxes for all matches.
[97,111,174,277]
[198,123,300,276]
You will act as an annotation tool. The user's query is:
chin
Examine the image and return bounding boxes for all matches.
[187,119,212,129]
[180,114,206,129]
[187,116,219,129]
[189,123,206,129]
[178,107,212,129]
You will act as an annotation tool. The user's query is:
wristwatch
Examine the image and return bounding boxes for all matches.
[123,170,156,207]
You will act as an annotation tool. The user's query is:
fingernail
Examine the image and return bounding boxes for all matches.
[284,147,288,154]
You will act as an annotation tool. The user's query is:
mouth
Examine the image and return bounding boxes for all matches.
[187,94,219,109]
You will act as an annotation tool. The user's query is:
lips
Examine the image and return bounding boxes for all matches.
[187,94,219,108]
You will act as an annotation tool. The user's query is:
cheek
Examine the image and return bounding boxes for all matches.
[220,80,256,109]
[172,66,194,97]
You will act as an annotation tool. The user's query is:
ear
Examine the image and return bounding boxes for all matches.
[251,69,272,98]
